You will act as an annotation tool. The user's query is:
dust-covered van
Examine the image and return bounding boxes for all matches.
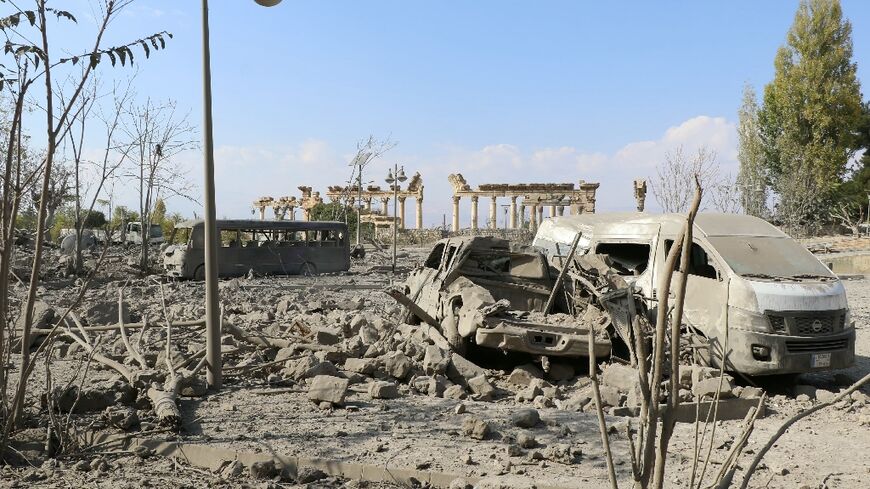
[534,213,855,376]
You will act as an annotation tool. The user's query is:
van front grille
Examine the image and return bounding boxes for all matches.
[765,309,846,336]
[785,338,848,353]
[768,315,787,333]
[794,316,835,335]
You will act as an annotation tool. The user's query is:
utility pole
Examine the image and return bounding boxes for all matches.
[385,164,407,273]
[201,0,282,390]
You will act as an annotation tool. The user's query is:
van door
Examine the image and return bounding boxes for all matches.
[665,238,730,364]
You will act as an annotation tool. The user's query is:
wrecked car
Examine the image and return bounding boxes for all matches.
[534,212,856,375]
[393,236,612,358]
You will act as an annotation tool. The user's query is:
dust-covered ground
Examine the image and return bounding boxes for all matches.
[1,244,868,488]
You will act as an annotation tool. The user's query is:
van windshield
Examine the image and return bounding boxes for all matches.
[706,236,834,279]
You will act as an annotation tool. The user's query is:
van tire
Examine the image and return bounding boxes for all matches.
[300,262,317,277]
[193,265,205,281]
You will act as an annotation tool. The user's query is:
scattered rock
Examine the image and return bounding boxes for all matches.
[368,381,400,399]
[601,363,639,392]
[793,384,817,399]
[815,389,836,403]
[249,460,277,479]
[383,351,413,380]
[297,467,327,483]
[739,386,765,399]
[447,353,486,384]
[546,363,575,382]
[423,346,450,375]
[461,417,490,440]
[598,385,622,407]
[344,358,379,376]
[103,406,139,430]
[517,431,537,448]
[510,408,541,428]
[444,384,467,400]
[693,377,735,399]
[508,364,544,387]
[467,374,496,400]
[307,375,349,405]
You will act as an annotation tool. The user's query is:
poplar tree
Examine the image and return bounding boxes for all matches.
[736,83,767,217]
[759,0,863,230]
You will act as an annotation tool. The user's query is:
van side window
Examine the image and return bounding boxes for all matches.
[664,240,719,280]
[220,230,239,247]
[594,242,650,276]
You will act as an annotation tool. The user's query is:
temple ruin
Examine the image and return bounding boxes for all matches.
[325,172,424,229]
[251,186,323,221]
[447,173,599,232]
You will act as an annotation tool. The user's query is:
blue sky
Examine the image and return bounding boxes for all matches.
[51,1,870,225]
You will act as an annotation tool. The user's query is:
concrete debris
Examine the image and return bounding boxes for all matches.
[692,377,735,399]
[447,353,487,385]
[444,384,467,400]
[466,374,496,401]
[422,345,450,375]
[516,431,537,448]
[368,381,400,399]
[344,358,380,375]
[601,363,640,393]
[507,364,544,387]
[307,375,349,405]
[461,417,491,440]
[382,351,413,380]
[598,385,623,408]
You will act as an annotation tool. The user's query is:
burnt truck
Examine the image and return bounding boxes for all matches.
[534,212,856,376]
[393,236,617,359]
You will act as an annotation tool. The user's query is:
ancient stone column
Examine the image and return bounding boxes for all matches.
[258,207,266,220]
[289,206,296,221]
[470,196,479,230]
[549,205,557,218]
[365,197,373,213]
[489,196,498,229]
[519,203,526,229]
[537,206,544,226]
[509,196,518,229]
[452,196,460,232]
[380,197,390,215]
[415,197,423,229]
[398,196,407,229]
[529,204,538,229]
[557,205,565,216]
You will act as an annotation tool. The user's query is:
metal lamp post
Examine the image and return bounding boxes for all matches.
[201,0,281,390]
[385,164,407,273]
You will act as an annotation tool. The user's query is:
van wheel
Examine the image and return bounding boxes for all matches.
[300,262,317,277]
[193,265,205,281]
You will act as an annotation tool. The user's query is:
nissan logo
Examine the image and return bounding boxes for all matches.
[811,319,823,333]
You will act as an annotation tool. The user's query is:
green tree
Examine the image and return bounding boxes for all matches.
[736,83,767,217]
[834,101,870,219]
[309,202,363,241]
[759,0,864,231]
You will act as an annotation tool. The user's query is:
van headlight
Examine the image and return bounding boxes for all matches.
[728,306,771,333]
[843,310,853,330]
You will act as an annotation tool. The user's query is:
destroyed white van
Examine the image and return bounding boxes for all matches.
[534,213,855,376]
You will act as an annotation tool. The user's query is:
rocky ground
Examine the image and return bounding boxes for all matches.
[0,243,868,488]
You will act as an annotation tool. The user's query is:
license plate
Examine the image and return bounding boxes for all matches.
[811,353,831,368]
